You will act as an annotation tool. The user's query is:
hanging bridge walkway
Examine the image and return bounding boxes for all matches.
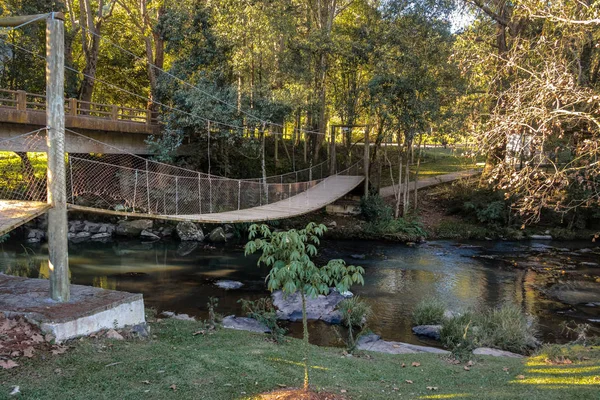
[0,129,364,234]
[0,89,159,154]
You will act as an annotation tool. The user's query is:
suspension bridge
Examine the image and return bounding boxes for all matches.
[0,128,365,235]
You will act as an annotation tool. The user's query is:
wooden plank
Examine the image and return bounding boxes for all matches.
[0,201,51,236]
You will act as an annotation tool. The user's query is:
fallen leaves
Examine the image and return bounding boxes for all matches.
[502,367,509,372]
[170,384,177,391]
[426,386,439,391]
[0,312,59,364]
[405,380,413,384]
[516,375,526,380]
[51,345,68,356]
[0,360,19,369]
[464,366,470,371]
[193,330,206,336]
[411,362,421,367]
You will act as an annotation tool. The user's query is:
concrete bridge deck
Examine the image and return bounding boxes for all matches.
[0,89,159,154]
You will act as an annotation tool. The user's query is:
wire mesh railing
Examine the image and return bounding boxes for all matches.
[0,129,364,217]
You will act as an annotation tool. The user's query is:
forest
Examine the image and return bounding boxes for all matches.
[1,0,599,230]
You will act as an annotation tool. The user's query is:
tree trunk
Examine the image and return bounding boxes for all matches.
[394,140,403,219]
[414,133,423,211]
[301,291,310,391]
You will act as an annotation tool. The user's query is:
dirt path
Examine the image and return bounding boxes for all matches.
[379,169,480,198]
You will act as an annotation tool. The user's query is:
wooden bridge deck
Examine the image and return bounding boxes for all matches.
[0,200,50,236]
[69,174,365,224]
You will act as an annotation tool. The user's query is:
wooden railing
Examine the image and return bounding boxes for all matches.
[0,88,158,125]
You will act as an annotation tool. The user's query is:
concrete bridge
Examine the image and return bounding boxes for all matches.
[0,89,160,154]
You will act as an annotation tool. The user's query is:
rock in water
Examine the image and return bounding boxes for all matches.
[116,220,153,237]
[140,229,160,241]
[161,311,195,321]
[208,227,227,243]
[412,325,442,340]
[356,334,450,355]
[472,347,525,358]
[222,315,270,333]
[215,280,244,290]
[176,222,205,241]
[271,289,345,323]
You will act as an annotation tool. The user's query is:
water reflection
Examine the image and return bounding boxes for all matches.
[0,239,598,346]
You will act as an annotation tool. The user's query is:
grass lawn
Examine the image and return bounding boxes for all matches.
[379,147,483,188]
[1,318,599,399]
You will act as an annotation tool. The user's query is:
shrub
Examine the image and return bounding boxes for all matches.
[360,195,393,222]
[440,304,538,358]
[412,299,446,326]
[476,304,538,354]
[337,296,371,352]
[440,312,478,359]
[239,297,286,343]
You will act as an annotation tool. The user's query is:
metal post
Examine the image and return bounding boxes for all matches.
[175,176,179,215]
[46,13,69,301]
[363,126,370,198]
[197,172,202,213]
[133,170,138,212]
[329,125,336,175]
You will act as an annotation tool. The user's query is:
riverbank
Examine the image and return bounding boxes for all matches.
[1,317,599,399]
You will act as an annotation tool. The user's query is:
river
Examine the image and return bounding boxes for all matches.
[1,238,599,347]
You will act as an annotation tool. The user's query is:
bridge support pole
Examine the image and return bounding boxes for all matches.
[329,125,336,175]
[46,13,70,302]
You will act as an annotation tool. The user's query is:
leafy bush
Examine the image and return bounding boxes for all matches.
[440,304,538,358]
[239,297,286,343]
[440,312,478,358]
[360,195,393,222]
[412,299,446,326]
[476,304,538,354]
[337,296,371,352]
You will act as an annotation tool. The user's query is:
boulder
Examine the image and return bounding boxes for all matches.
[272,289,345,324]
[327,221,337,228]
[161,311,195,321]
[546,281,600,305]
[140,229,160,241]
[91,233,111,240]
[161,226,174,237]
[116,220,153,237]
[75,232,91,239]
[208,227,227,243]
[350,254,366,260]
[25,228,45,243]
[215,280,244,290]
[580,261,599,267]
[68,220,85,233]
[529,234,553,240]
[472,347,524,358]
[222,315,270,333]
[356,334,450,355]
[412,325,442,340]
[176,222,204,241]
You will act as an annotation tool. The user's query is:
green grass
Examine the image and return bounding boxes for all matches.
[379,147,482,188]
[412,298,446,326]
[2,318,599,399]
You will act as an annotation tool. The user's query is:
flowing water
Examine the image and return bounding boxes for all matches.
[1,238,599,347]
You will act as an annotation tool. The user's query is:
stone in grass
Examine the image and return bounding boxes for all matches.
[215,280,244,290]
[356,334,450,355]
[412,325,442,341]
[105,329,124,340]
[222,315,270,333]
[472,347,525,358]
[161,311,195,321]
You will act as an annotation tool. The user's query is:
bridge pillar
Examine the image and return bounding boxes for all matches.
[46,12,70,302]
